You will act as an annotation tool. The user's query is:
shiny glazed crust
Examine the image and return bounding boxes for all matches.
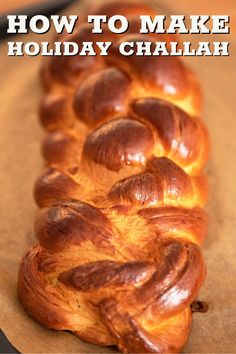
[18,1,210,353]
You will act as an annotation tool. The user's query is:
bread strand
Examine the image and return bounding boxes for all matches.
[18,1,210,353]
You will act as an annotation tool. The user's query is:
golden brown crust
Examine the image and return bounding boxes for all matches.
[73,68,131,126]
[35,200,117,252]
[18,1,210,353]
[131,98,209,170]
[139,206,208,245]
[83,118,155,170]
[34,168,81,207]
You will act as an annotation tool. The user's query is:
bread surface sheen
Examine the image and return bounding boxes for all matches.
[18,1,210,353]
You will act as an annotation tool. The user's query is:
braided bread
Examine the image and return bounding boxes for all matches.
[18,1,210,353]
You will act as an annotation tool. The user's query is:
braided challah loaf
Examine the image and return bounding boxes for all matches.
[18,1,210,353]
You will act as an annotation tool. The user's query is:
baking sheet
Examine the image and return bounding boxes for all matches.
[0,0,236,352]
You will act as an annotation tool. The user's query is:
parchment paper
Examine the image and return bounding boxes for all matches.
[0,0,236,352]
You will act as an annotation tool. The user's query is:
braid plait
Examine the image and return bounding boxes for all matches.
[18,1,209,353]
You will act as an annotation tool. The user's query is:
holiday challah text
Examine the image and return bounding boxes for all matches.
[7,14,230,56]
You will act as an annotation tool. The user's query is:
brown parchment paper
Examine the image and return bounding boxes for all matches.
[0,0,236,352]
